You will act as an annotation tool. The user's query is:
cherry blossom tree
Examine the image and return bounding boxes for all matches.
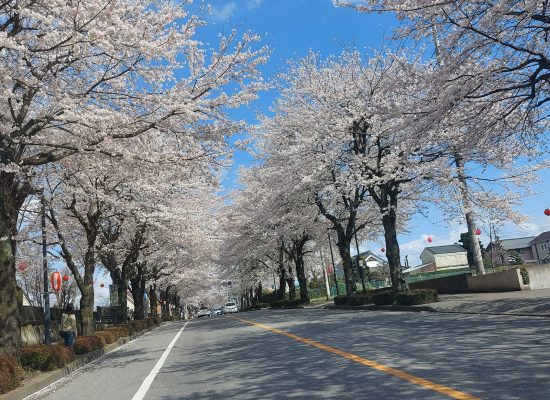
[0,0,268,354]
[258,51,443,294]
[335,0,549,117]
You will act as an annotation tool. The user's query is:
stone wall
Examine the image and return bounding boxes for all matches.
[524,264,550,290]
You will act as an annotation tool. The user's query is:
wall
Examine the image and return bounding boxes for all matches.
[532,242,550,262]
[525,264,550,290]
[434,253,468,268]
[21,323,62,347]
[409,268,527,294]
[420,251,434,265]
[466,268,524,292]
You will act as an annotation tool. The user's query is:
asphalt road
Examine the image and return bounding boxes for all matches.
[26,309,550,400]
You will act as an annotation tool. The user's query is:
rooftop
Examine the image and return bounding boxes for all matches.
[489,237,535,250]
[423,245,467,255]
[531,231,550,244]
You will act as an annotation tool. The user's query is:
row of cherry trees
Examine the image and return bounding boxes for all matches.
[0,0,268,356]
[222,1,547,301]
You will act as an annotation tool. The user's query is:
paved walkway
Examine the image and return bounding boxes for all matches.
[425,288,550,317]
[321,288,550,317]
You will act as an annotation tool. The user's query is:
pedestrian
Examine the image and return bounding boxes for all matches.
[59,303,78,348]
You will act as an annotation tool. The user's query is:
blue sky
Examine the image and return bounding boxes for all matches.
[198,0,549,265]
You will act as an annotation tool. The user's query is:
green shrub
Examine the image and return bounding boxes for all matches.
[520,267,530,285]
[269,299,303,308]
[0,356,22,394]
[346,295,366,306]
[372,290,395,305]
[74,335,106,355]
[333,295,366,306]
[333,295,347,306]
[20,345,74,372]
[394,289,438,305]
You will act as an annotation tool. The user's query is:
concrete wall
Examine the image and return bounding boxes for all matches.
[466,268,524,292]
[434,253,468,268]
[410,268,528,294]
[524,264,550,290]
[21,323,62,347]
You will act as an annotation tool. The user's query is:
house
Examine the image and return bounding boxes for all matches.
[486,236,536,264]
[334,251,387,279]
[531,231,550,263]
[419,245,469,270]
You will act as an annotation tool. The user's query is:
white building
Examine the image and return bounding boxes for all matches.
[419,245,469,270]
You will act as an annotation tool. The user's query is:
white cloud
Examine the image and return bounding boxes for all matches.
[211,2,238,21]
[247,0,263,10]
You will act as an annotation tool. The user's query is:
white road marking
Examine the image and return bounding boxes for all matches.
[131,321,189,400]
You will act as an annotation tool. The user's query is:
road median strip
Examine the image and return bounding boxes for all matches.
[231,315,479,400]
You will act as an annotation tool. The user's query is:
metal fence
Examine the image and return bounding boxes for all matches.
[21,305,98,326]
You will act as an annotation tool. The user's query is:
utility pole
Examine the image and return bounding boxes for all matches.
[327,233,339,296]
[41,191,51,345]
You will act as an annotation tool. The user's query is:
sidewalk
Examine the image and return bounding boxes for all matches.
[424,288,550,317]
[325,288,550,317]
[0,326,159,400]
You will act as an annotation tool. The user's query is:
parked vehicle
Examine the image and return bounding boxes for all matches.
[197,307,211,318]
[212,307,223,315]
[224,302,238,313]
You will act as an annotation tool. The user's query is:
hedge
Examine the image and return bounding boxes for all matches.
[0,356,22,394]
[394,289,438,305]
[19,345,74,372]
[333,295,366,306]
[74,335,106,355]
[371,290,396,305]
[268,299,303,308]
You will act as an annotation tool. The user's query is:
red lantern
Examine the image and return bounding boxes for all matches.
[427,236,433,243]
[544,209,550,216]
[51,272,62,292]
[475,229,482,235]
[63,275,69,282]
[381,248,385,252]
[100,283,105,288]
[18,261,27,271]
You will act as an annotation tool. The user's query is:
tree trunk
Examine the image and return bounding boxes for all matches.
[455,153,485,275]
[277,268,287,300]
[294,240,310,304]
[287,278,296,300]
[336,230,357,297]
[0,174,28,356]
[79,284,94,336]
[132,277,146,320]
[150,282,158,318]
[382,203,408,292]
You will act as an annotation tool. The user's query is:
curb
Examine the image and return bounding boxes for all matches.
[325,304,437,313]
[324,304,550,318]
[0,326,160,400]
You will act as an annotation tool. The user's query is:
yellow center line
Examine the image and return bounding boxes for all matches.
[230,315,479,400]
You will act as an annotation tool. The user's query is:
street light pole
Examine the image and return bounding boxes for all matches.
[41,191,51,345]
[327,233,339,296]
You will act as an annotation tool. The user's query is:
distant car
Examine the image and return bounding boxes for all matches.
[197,307,211,318]
[224,302,238,313]
[212,307,223,315]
